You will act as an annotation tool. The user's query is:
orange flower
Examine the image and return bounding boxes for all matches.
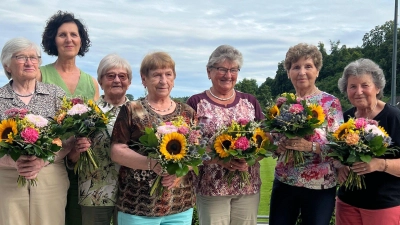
[56,112,66,124]
[345,133,359,145]
[52,138,62,147]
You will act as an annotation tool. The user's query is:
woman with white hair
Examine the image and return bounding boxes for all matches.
[0,37,74,225]
[67,53,132,225]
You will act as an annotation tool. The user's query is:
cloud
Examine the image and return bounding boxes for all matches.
[0,0,396,99]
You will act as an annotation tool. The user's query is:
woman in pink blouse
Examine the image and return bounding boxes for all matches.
[187,45,264,225]
[269,43,344,225]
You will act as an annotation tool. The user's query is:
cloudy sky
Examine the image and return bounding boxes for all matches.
[0,0,395,98]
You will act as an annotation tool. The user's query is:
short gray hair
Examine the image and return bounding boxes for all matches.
[1,37,42,79]
[97,53,132,83]
[338,58,386,99]
[206,45,243,69]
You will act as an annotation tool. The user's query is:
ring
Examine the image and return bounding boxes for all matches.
[364,168,366,171]
[230,165,233,168]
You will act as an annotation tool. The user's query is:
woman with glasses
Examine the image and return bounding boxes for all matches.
[37,10,100,225]
[0,37,74,225]
[187,45,264,225]
[66,54,132,225]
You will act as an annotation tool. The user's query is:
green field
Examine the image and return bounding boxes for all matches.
[258,157,276,216]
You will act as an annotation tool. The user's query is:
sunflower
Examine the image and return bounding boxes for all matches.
[101,113,109,124]
[159,132,187,161]
[252,128,268,152]
[268,105,280,119]
[378,126,389,137]
[0,119,18,143]
[214,134,234,158]
[309,104,325,124]
[333,122,352,140]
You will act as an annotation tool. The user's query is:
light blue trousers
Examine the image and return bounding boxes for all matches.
[118,208,193,225]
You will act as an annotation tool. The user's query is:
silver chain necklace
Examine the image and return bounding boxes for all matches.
[209,88,235,101]
[145,97,173,112]
[12,89,35,97]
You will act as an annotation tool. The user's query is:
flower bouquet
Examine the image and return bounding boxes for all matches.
[264,93,325,166]
[0,108,62,186]
[211,118,275,187]
[328,117,393,190]
[51,97,111,175]
[135,116,208,196]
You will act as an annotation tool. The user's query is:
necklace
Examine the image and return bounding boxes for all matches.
[12,89,34,97]
[209,88,235,101]
[145,97,173,112]
[296,87,319,98]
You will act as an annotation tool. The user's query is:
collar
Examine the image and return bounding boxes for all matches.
[0,80,50,98]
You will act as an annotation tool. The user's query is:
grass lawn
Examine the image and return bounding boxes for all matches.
[257,157,276,222]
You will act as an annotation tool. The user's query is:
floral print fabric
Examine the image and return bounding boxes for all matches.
[187,91,264,196]
[274,92,344,190]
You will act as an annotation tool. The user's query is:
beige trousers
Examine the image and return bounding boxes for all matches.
[196,192,260,225]
[0,161,69,225]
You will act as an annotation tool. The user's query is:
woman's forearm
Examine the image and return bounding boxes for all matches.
[111,143,150,170]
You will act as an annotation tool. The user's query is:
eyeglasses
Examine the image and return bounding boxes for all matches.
[210,66,240,75]
[104,73,129,81]
[14,55,41,64]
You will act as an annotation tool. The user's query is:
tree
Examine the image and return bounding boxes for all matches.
[126,94,134,101]
[362,20,400,95]
[235,78,258,96]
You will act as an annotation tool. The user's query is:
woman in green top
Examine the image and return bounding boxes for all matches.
[37,11,99,225]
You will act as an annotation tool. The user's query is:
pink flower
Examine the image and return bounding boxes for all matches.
[178,126,189,135]
[21,127,39,143]
[25,114,49,128]
[234,136,250,150]
[157,125,178,134]
[354,118,367,129]
[367,119,379,126]
[276,97,287,107]
[67,104,90,116]
[188,130,201,145]
[237,118,249,126]
[71,98,84,105]
[165,122,172,125]
[289,104,304,114]
[5,108,29,118]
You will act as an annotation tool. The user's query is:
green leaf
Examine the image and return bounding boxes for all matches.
[359,154,372,163]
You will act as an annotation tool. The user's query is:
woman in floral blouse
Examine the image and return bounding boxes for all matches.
[269,43,344,225]
[67,54,132,225]
[187,45,264,225]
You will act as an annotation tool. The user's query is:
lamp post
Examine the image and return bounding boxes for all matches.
[391,0,398,106]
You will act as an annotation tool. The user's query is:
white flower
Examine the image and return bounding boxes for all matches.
[25,114,49,128]
[156,125,178,135]
[365,124,384,137]
[67,104,90,116]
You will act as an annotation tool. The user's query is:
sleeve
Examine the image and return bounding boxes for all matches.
[111,104,133,145]
[320,96,344,161]
[253,98,265,121]
[385,107,400,148]
[186,95,198,112]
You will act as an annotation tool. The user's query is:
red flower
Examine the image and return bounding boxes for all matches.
[21,127,39,143]
[71,98,84,105]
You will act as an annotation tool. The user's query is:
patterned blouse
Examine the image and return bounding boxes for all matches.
[186,91,264,196]
[111,98,197,217]
[274,92,343,190]
[78,95,129,206]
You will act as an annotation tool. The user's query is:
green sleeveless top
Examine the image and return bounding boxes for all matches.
[40,64,95,99]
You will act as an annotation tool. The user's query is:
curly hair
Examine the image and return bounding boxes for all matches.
[41,11,91,56]
[284,43,322,72]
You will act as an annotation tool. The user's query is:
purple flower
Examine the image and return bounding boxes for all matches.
[237,118,249,126]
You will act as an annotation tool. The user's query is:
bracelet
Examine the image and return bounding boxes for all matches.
[311,142,317,153]
[383,159,388,172]
[148,159,152,171]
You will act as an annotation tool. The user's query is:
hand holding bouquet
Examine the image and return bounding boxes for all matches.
[51,97,111,175]
[0,108,62,186]
[264,93,325,166]
[211,118,275,187]
[136,116,208,196]
[328,117,394,190]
